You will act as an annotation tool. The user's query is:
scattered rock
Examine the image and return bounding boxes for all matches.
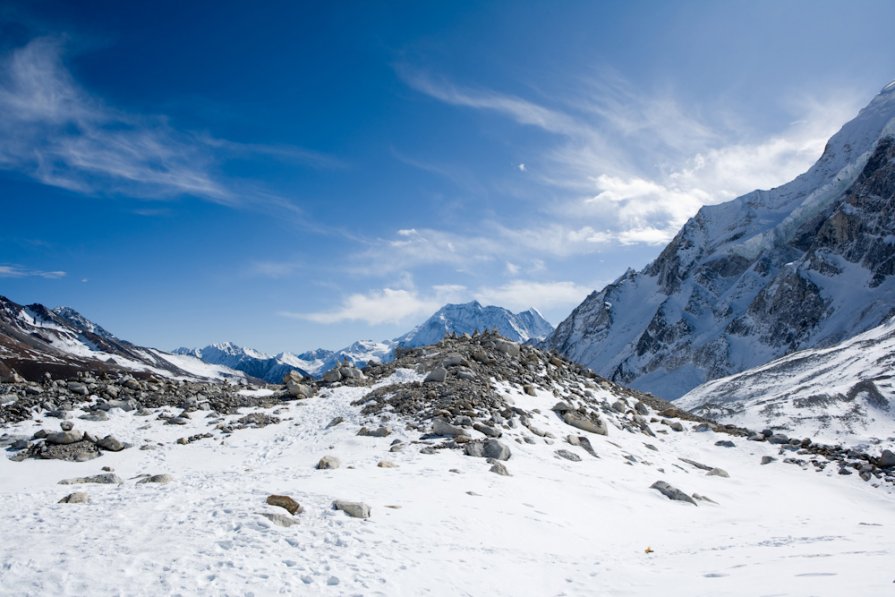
[650,480,697,505]
[489,461,510,476]
[761,456,776,465]
[325,416,344,429]
[59,473,122,485]
[96,435,125,452]
[707,468,730,478]
[877,449,895,468]
[138,474,173,484]
[266,494,302,515]
[332,500,370,519]
[424,367,447,383]
[554,449,582,462]
[561,411,607,436]
[714,440,736,448]
[58,492,90,504]
[432,417,465,436]
[316,455,341,470]
[357,426,391,438]
[377,460,397,468]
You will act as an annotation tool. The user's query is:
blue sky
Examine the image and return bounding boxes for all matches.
[1,0,894,353]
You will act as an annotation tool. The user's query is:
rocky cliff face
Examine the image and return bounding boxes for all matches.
[548,83,895,399]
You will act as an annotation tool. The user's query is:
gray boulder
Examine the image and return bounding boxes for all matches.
[555,449,582,462]
[561,411,607,436]
[59,473,122,485]
[58,492,90,504]
[316,455,341,470]
[46,430,84,445]
[432,418,465,436]
[97,435,126,452]
[877,449,895,468]
[332,500,370,519]
[424,367,447,383]
[650,481,697,506]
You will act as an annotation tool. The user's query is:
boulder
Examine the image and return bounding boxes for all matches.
[357,426,391,438]
[432,417,465,436]
[58,492,90,504]
[45,430,84,445]
[267,494,302,515]
[424,367,447,383]
[877,449,895,468]
[650,481,697,506]
[316,455,341,470]
[97,435,125,452]
[555,449,582,462]
[137,474,174,484]
[472,422,501,438]
[59,473,122,485]
[489,462,510,476]
[332,500,370,519]
[561,411,607,436]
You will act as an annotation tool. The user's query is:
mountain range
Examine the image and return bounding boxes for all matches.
[547,81,895,400]
[175,301,554,382]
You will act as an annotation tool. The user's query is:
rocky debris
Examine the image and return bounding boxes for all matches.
[555,449,582,462]
[332,500,370,519]
[715,440,736,448]
[761,456,776,465]
[58,492,90,504]
[137,474,173,484]
[235,412,280,429]
[464,439,512,461]
[650,481,697,506]
[59,473,122,485]
[357,426,391,438]
[679,457,714,472]
[260,512,298,527]
[316,455,341,470]
[267,494,302,515]
[285,378,315,399]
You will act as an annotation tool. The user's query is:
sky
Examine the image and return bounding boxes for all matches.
[1,0,894,354]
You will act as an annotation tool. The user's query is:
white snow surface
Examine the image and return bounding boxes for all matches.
[1,372,893,595]
[678,317,895,451]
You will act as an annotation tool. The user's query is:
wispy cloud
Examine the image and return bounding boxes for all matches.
[0,37,336,209]
[280,287,450,326]
[398,65,864,247]
[0,264,66,279]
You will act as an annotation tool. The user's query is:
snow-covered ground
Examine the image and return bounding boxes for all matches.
[0,371,893,596]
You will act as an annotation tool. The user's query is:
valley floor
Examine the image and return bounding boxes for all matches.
[1,371,893,596]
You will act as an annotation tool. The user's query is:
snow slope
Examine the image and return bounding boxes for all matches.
[678,316,895,450]
[397,301,554,348]
[1,342,893,595]
[547,83,895,399]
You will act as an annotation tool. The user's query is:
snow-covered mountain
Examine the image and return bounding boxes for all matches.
[0,296,244,382]
[547,81,895,399]
[180,301,553,382]
[397,301,553,348]
[678,316,895,449]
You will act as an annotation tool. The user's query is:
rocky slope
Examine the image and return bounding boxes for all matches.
[678,315,895,449]
[547,82,895,399]
[1,331,893,595]
[0,296,243,383]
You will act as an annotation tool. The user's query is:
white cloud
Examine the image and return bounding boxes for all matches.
[0,264,66,279]
[0,38,334,210]
[282,285,461,326]
[474,280,592,313]
[399,66,864,253]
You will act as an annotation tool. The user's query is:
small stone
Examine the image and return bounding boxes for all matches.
[357,426,391,438]
[706,468,729,478]
[714,440,736,448]
[472,422,501,438]
[432,417,465,436]
[316,455,341,470]
[325,416,344,429]
[58,492,90,504]
[138,474,174,485]
[266,494,302,515]
[489,462,510,476]
[523,384,537,396]
[60,420,75,432]
[58,473,122,485]
[650,480,697,506]
[332,500,370,519]
[761,456,776,465]
[377,460,397,468]
[555,449,582,462]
